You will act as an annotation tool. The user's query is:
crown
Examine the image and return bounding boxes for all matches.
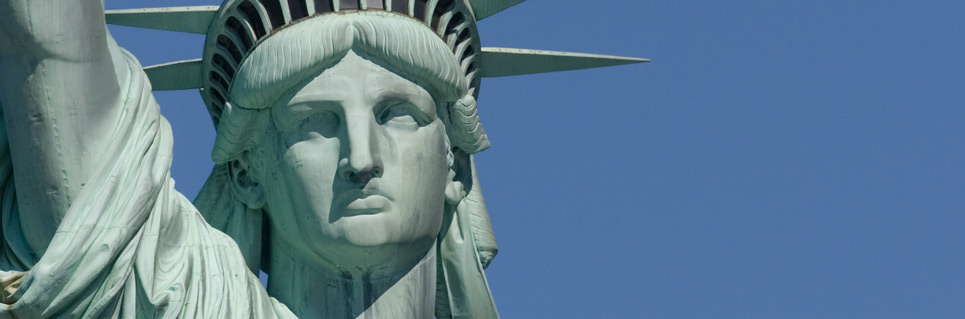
[105,0,648,126]
[201,0,483,125]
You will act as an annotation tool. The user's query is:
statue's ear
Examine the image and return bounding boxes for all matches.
[445,148,472,205]
[228,152,266,209]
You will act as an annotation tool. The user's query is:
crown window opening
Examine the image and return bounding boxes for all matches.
[210,87,227,105]
[210,111,222,125]
[288,0,309,19]
[456,28,471,46]
[445,12,464,35]
[340,0,359,10]
[390,0,407,15]
[451,35,472,61]
[210,72,230,91]
[460,51,476,67]
[314,0,334,13]
[238,2,268,39]
[366,0,383,9]
[430,0,453,29]
[213,54,237,79]
[414,0,427,20]
[225,17,254,51]
[461,46,474,63]
[259,0,286,29]
[217,35,245,63]
[209,67,233,93]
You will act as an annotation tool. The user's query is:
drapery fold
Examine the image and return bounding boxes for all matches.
[0,48,294,318]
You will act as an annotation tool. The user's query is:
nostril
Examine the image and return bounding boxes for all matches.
[339,168,352,179]
[372,167,383,177]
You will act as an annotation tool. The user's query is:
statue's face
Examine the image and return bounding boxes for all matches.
[253,50,451,272]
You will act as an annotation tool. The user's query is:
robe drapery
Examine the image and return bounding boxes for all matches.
[0,48,295,318]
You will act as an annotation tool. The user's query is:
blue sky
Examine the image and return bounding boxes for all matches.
[107,1,965,318]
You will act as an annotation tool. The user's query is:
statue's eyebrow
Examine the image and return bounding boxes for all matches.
[286,91,347,106]
[373,89,435,115]
[273,95,342,129]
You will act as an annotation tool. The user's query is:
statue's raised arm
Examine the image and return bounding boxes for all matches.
[0,1,296,317]
[0,0,127,260]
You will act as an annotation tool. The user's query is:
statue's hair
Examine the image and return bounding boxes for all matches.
[229,11,467,109]
[211,11,488,164]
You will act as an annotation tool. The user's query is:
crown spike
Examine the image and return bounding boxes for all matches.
[144,59,204,91]
[469,0,525,20]
[479,47,648,78]
[105,6,220,34]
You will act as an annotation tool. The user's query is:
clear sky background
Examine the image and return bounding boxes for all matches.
[106,1,965,318]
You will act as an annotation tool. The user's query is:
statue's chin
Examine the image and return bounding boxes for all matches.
[305,217,437,275]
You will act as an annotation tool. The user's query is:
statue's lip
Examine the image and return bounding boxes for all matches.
[342,195,391,216]
[338,187,391,200]
[336,188,392,216]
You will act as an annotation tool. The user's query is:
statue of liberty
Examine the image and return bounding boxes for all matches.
[0,0,645,317]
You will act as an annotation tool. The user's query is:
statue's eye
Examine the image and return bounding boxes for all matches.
[377,104,421,126]
[296,111,340,138]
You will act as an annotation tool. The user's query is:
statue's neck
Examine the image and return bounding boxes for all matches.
[267,241,437,319]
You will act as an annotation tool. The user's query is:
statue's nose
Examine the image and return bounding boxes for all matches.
[338,112,383,183]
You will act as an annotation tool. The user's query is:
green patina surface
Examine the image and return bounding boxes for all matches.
[0,0,645,317]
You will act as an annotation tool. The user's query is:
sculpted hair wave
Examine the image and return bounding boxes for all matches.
[229,11,468,109]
